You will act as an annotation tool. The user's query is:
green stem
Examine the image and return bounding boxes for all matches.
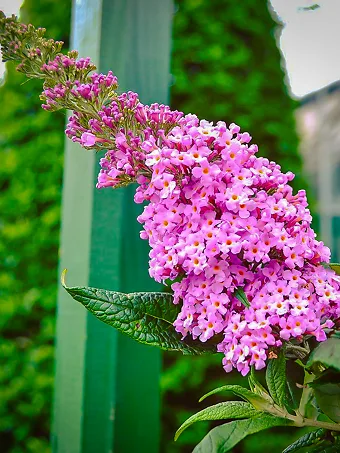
[287,413,340,432]
[265,403,340,432]
[262,369,340,432]
[298,371,315,417]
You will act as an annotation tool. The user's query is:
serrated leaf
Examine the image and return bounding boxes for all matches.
[193,414,290,453]
[306,338,340,372]
[234,287,250,308]
[282,428,326,453]
[174,401,258,440]
[199,384,274,411]
[266,350,287,408]
[62,274,216,355]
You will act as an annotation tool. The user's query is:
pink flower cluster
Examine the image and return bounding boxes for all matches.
[49,60,340,374]
[128,116,340,374]
[100,112,340,375]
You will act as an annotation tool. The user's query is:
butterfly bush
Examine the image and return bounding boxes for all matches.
[65,77,340,374]
[91,110,340,375]
[1,13,340,375]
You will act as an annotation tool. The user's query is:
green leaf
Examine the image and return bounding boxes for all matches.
[295,359,306,368]
[308,438,340,453]
[312,383,340,423]
[248,367,273,402]
[323,263,340,275]
[306,338,340,372]
[199,384,274,411]
[281,429,326,453]
[311,370,340,387]
[298,370,316,418]
[62,272,216,355]
[266,350,287,408]
[193,414,290,453]
[286,379,299,412]
[285,360,304,412]
[174,401,258,440]
[234,287,250,308]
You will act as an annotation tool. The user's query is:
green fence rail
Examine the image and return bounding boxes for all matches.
[52,1,173,452]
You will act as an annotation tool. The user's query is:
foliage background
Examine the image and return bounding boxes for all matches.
[0,0,304,452]
[0,0,70,452]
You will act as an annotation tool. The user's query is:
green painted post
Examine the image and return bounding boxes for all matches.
[52,1,173,452]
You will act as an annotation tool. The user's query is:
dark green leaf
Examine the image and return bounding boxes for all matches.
[175,401,258,440]
[199,384,274,411]
[312,370,340,386]
[282,429,326,453]
[312,383,340,423]
[285,360,304,412]
[286,379,300,412]
[234,287,250,308]
[306,338,340,372]
[308,438,340,453]
[62,272,216,355]
[193,414,290,452]
[266,350,287,408]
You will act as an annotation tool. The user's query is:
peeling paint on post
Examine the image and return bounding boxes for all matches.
[52,1,173,452]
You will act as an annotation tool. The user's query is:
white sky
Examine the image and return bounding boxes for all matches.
[271,0,340,97]
[0,0,339,98]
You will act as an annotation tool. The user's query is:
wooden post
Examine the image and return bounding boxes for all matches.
[52,1,173,452]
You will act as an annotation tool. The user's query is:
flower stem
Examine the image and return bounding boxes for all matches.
[287,413,340,432]
[298,370,315,417]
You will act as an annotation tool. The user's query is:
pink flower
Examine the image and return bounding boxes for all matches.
[81,132,97,147]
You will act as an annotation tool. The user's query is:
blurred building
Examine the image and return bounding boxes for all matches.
[296,80,340,260]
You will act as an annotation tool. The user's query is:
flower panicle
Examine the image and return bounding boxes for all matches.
[127,117,340,375]
[3,13,339,375]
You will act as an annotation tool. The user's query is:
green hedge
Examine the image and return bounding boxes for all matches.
[0,1,70,452]
[171,0,302,189]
